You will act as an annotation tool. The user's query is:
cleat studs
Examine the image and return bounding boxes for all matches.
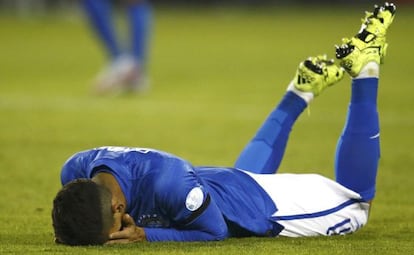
[384,2,396,14]
[373,5,381,16]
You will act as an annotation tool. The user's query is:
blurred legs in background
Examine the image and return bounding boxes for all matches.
[82,0,152,94]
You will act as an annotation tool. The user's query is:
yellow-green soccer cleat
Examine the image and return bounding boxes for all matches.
[336,2,396,77]
[293,55,344,97]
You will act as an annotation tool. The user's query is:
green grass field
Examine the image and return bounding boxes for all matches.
[1,4,413,254]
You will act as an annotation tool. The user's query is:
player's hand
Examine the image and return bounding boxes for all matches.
[106,214,146,244]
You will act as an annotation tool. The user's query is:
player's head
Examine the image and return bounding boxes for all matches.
[52,179,114,245]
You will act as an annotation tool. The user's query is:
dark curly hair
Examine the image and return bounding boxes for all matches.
[52,179,114,245]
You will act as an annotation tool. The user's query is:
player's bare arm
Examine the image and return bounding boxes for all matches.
[106,214,146,244]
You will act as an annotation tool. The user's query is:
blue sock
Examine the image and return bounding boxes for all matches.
[82,0,121,59]
[235,91,307,174]
[335,78,380,201]
[127,1,152,65]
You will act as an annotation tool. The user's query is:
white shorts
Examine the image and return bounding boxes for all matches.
[243,172,370,237]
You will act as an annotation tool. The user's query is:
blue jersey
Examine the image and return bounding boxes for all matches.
[60,146,284,241]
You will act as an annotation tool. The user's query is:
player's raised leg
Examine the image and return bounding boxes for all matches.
[334,3,396,202]
[235,56,344,174]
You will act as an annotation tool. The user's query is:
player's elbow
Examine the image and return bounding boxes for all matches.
[214,230,228,241]
[207,223,228,241]
[205,231,227,241]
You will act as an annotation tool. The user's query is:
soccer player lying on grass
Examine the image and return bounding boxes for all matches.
[52,3,396,245]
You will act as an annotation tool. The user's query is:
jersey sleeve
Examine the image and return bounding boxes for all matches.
[144,159,228,241]
[144,198,228,241]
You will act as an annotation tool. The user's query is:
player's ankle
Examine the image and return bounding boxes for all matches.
[354,62,379,79]
[287,81,314,104]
